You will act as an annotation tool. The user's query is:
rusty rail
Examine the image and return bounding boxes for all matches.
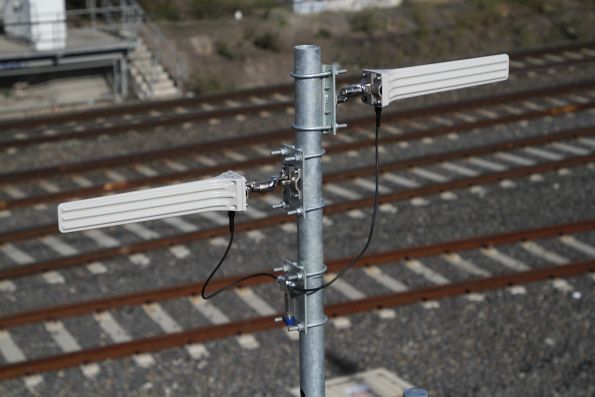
[0,120,593,244]
[0,150,593,283]
[0,69,594,151]
[0,99,592,212]
[0,257,592,381]
[0,77,592,190]
[1,218,593,330]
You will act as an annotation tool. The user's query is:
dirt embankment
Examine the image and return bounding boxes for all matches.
[153,0,595,94]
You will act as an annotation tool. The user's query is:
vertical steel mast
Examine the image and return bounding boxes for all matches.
[293,45,326,397]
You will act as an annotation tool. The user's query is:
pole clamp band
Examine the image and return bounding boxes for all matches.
[305,316,328,330]
[290,71,332,79]
[304,149,326,160]
[291,123,332,132]
[305,265,327,278]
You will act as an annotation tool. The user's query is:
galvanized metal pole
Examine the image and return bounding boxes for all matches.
[293,45,326,397]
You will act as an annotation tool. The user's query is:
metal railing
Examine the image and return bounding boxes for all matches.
[2,0,188,94]
[2,2,141,51]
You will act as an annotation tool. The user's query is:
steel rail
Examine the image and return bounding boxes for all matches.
[0,258,592,381]
[325,154,595,214]
[329,124,595,182]
[0,153,593,282]
[0,100,592,212]
[1,79,593,187]
[326,259,595,316]
[0,62,594,151]
[0,218,593,330]
[0,118,592,244]
[0,40,593,132]
[0,101,292,151]
[505,40,595,59]
[0,85,296,132]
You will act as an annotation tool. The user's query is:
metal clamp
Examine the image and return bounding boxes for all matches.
[274,260,328,334]
[269,146,329,218]
[270,144,306,217]
[291,123,332,132]
[291,64,347,135]
[322,64,348,135]
[290,71,332,79]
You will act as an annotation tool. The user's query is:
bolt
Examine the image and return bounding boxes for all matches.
[273,267,284,273]
[284,155,299,162]
[271,148,287,156]
[274,317,284,323]
[272,202,285,209]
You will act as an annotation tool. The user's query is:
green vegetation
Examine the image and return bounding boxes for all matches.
[252,32,280,52]
[410,1,432,39]
[316,28,332,39]
[348,9,383,35]
[191,73,222,95]
[138,1,180,21]
[190,0,279,19]
[216,41,235,60]
[1,87,12,99]
[470,0,560,14]
[504,0,559,13]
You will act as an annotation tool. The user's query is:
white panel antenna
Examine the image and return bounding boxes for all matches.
[339,54,509,107]
[58,171,247,233]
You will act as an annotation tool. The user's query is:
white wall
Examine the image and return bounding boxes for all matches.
[3,0,66,51]
[30,0,66,51]
[293,0,403,14]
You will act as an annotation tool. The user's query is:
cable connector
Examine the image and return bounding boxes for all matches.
[338,83,368,103]
[246,161,297,196]
[247,175,282,194]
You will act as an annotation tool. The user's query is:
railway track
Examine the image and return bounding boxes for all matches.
[0,41,594,394]
[0,220,593,380]
[0,145,593,282]
[1,78,594,206]
[0,98,593,235]
[0,80,595,187]
[0,41,594,150]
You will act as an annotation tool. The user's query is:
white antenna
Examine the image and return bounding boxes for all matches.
[339,54,509,107]
[58,171,247,233]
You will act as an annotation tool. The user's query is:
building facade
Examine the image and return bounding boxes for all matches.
[291,0,403,14]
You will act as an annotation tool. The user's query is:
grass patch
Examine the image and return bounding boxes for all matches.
[190,0,279,19]
[138,0,180,21]
[216,41,235,60]
[191,73,223,95]
[253,32,280,52]
[1,87,12,99]
[349,9,383,35]
[316,28,332,39]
